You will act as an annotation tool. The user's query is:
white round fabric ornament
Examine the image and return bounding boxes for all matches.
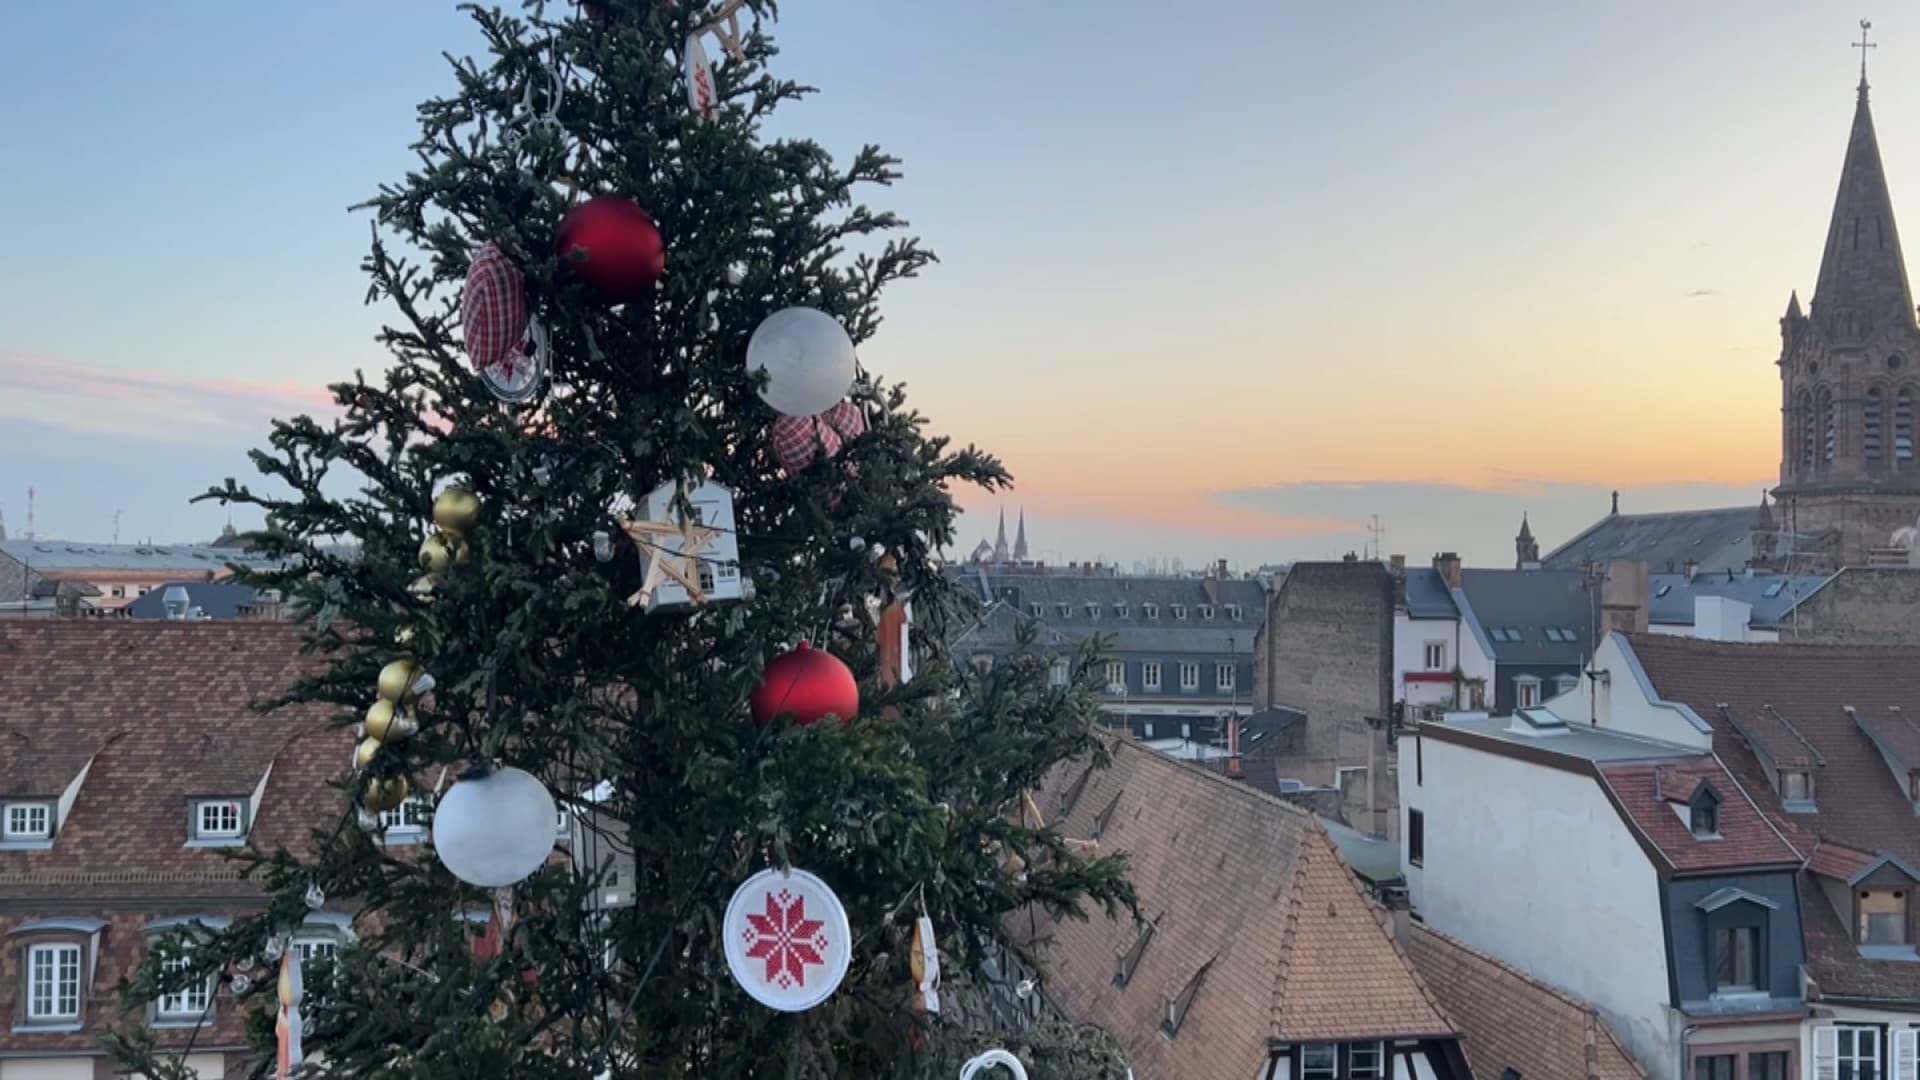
[723,866,851,1012]
[746,307,857,417]
[431,765,557,887]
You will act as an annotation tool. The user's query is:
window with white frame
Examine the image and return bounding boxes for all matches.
[1216,663,1235,691]
[1170,604,1187,620]
[1300,1044,1338,1080]
[1350,1042,1386,1080]
[1423,641,1446,671]
[26,942,82,1021]
[1115,603,1130,619]
[1105,661,1125,689]
[1028,603,1043,618]
[556,806,573,838]
[1085,603,1100,619]
[379,797,430,837]
[194,800,244,840]
[294,936,339,964]
[1143,603,1159,620]
[1198,604,1214,620]
[1835,1025,1881,1080]
[1515,677,1540,709]
[4,801,52,841]
[1049,659,1070,687]
[1179,663,1200,691]
[1056,603,1071,619]
[1143,662,1162,691]
[157,950,211,1019]
[1226,604,1242,621]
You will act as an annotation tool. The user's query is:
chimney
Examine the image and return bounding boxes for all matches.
[1226,714,1242,778]
[1389,554,1406,575]
[1433,552,1463,590]
[1600,560,1650,635]
[162,585,190,621]
[1215,558,1229,579]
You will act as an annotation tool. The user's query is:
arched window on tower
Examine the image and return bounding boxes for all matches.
[1866,388,1885,462]
[1899,389,1916,463]
[1799,390,1816,471]
[1819,387,1837,464]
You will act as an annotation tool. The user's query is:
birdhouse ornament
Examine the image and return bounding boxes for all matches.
[618,477,742,612]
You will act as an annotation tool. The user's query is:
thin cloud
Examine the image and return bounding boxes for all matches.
[0,352,338,443]
[1684,288,1720,298]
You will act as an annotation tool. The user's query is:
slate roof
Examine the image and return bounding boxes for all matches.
[954,568,1265,654]
[1402,569,1460,619]
[123,581,268,620]
[0,553,43,603]
[1024,736,1455,1078]
[1543,507,1760,576]
[1626,633,1920,1002]
[1596,759,1802,873]
[1646,573,1830,630]
[0,538,283,573]
[0,622,340,900]
[1455,568,1597,665]
[1405,923,1646,1080]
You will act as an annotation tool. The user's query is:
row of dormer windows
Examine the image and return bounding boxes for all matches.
[1025,601,1243,622]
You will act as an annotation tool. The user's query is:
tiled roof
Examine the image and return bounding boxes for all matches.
[0,538,283,573]
[1542,507,1760,576]
[1627,634,1920,866]
[1455,568,1597,665]
[0,621,341,900]
[1405,923,1645,1080]
[1627,633,1920,1002]
[1024,736,1454,1077]
[1597,760,1802,873]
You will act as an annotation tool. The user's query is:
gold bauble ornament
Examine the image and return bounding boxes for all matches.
[377,659,421,703]
[353,736,383,770]
[414,534,466,576]
[362,775,410,813]
[364,698,417,742]
[433,489,482,534]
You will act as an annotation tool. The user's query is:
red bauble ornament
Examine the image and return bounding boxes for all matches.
[751,642,860,727]
[770,400,866,475]
[557,197,665,303]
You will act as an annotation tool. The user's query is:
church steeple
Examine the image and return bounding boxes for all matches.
[992,508,1009,564]
[1012,509,1028,562]
[1811,22,1915,342]
[1515,513,1539,568]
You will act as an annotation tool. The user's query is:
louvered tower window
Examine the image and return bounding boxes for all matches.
[1899,390,1916,462]
[1866,389,1884,461]
[1799,391,1816,470]
[1819,387,1836,463]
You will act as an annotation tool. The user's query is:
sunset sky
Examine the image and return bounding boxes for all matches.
[1,3,1912,568]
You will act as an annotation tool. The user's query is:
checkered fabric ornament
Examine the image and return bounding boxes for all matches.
[770,400,866,475]
[722,867,851,1012]
[463,243,528,372]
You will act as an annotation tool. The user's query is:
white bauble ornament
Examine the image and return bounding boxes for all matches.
[746,307,857,417]
[431,765,557,887]
[722,867,851,1012]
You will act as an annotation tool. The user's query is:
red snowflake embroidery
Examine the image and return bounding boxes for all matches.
[743,887,829,990]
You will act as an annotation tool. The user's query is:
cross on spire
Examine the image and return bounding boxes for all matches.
[1856,18,1876,91]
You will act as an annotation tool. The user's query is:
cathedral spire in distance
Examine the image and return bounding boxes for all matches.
[1811,18,1914,341]
[992,507,1009,564]
[1012,509,1029,562]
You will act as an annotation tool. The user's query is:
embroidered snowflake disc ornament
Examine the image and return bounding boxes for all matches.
[722,867,851,1012]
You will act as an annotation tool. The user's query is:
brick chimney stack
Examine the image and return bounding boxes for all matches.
[1433,552,1463,590]
[1600,559,1650,634]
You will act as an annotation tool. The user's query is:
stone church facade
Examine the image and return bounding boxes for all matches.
[1549,64,1920,575]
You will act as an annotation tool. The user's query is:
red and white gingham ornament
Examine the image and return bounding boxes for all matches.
[770,400,866,475]
[463,242,529,378]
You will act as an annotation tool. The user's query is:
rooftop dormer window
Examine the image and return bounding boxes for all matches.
[1085,603,1100,619]
[189,799,246,846]
[1859,888,1909,946]
[1225,604,1242,621]
[1198,604,1215,620]
[1689,788,1721,840]
[1143,603,1159,620]
[1171,604,1188,620]
[1028,603,1043,618]
[3,801,53,843]
[1056,603,1071,619]
[1779,768,1816,812]
[1114,603,1130,618]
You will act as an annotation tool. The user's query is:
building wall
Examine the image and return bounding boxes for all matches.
[1400,732,1675,1080]
[1549,636,1713,751]
[1780,568,1920,646]
[1259,563,1396,836]
[1393,613,1466,712]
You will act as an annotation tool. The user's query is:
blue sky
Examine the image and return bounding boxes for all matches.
[0,3,1909,565]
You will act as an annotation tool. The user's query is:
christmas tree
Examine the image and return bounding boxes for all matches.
[108,2,1134,1077]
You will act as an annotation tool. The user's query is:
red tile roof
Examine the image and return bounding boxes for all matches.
[1597,759,1801,873]
[1024,736,1455,1078]
[1626,633,1920,1003]
[1405,923,1645,1080]
[0,621,343,900]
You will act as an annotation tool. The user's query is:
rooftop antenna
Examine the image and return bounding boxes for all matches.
[25,487,34,542]
[1366,515,1386,561]
[113,509,123,545]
